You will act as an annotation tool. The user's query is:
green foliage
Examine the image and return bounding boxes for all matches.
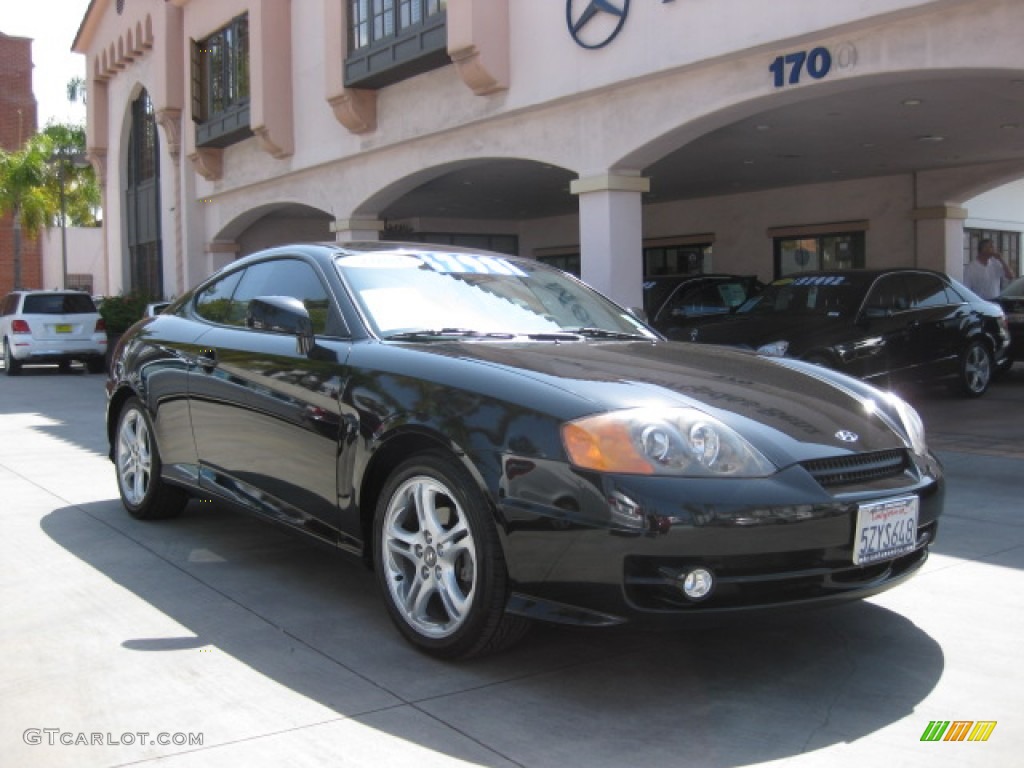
[99,294,149,334]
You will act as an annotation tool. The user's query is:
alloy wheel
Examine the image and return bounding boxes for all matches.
[117,407,152,506]
[380,475,478,639]
[963,343,991,396]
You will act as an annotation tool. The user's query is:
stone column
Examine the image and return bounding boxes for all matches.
[570,173,650,308]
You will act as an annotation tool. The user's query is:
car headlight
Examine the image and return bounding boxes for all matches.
[757,340,789,356]
[883,392,928,456]
[562,408,776,477]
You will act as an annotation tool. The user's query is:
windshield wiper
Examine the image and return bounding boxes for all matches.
[385,328,517,341]
[563,327,650,340]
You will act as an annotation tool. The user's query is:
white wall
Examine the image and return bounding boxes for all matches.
[41,227,106,294]
[965,178,1024,231]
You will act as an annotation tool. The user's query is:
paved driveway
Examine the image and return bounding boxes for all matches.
[1,364,1022,767]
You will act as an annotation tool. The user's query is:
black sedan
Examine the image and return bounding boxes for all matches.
[689,269,1010,397]
[994,276,1024,364]
[106,244,943,659]
[643,273,762,339]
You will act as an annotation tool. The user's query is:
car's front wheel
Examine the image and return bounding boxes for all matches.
[3,338,22,376]
[958,340,992,398]
[115,398,188,519]
[373,453,530,659]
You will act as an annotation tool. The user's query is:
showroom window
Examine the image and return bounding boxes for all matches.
[536,237,714,279]
[770,225,866,278]
[964,228,1020,276]
[192,14,252,148]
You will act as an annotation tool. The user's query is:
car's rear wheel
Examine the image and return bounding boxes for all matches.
[958,340,992,398]
[373,453,530,659]
[115,398,188,519]
[3,338,21,376]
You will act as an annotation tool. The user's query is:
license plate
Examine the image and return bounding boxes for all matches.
[853,495,919,566]
[55,324,72,333]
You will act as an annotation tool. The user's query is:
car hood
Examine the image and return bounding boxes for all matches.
[404,340,912,464]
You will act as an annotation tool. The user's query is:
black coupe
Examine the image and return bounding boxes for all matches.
[106,244,943,658]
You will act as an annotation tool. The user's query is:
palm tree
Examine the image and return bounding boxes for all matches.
[67,76,88,106]
[0,135,51,290]
[39,123,100,229]
[0,125,99,290]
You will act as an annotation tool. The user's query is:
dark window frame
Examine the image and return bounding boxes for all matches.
[192,14,253,148]
[345,0,448,89]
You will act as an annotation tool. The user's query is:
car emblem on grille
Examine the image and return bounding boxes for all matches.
[567,0,630,49]
[835,430,859,442]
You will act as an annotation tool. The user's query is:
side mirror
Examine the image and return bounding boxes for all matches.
[246,296,315,355]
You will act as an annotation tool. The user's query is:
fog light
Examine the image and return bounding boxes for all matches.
[679,568,714,600]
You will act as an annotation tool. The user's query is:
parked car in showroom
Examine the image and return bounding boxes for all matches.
[1,290,107,375]
[106,243,943,658]
[643,273,763,339]
[994,276,1024,366]
[688,269,1010,397]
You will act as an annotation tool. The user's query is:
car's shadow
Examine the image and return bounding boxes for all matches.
[41,498,945,767]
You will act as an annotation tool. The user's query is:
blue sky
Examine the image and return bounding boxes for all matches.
[3,0,90,129]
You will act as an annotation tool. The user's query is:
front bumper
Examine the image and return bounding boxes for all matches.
[498,450,943,626]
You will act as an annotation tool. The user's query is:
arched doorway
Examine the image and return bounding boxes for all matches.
[125,89,163,297]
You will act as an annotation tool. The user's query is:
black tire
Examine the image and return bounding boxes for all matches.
[86,357,105,374]
[958,340,992,398]
[373,452,530,659]
[114,397,188,519]
[3,338,22,376]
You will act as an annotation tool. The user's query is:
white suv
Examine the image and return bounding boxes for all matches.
[1,290,107,375]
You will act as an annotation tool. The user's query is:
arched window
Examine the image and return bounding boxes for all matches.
[125,89,163,298]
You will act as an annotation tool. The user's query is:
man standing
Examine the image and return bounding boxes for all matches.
[964,239,1016,300]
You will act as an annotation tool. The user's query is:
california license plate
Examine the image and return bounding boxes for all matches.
[853,495,919,565]
[55,324,72,333]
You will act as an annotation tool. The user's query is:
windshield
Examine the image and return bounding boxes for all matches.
[335,249,655,340]
[738,275,864,318]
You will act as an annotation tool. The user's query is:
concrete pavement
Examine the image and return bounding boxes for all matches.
[1,363,1022,767]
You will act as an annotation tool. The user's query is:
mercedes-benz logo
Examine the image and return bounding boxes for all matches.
[566,0,631,49]
[835,430,859,442]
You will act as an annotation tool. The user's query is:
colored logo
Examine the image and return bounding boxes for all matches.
[920,721,997,742]
[566,0,630,49]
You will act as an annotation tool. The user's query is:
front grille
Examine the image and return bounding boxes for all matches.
[801,449,910,488]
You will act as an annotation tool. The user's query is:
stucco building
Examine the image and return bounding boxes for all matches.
[72,0,1024,306]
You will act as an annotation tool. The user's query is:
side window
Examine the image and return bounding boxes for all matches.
[666,284,728,317]
[230,258,334,335]
[195,269,245,324]
[906,273,953,308]
[864,275,910,317]
[1,294,13,316]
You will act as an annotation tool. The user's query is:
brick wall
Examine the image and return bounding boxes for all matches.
[0,32,42,294]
